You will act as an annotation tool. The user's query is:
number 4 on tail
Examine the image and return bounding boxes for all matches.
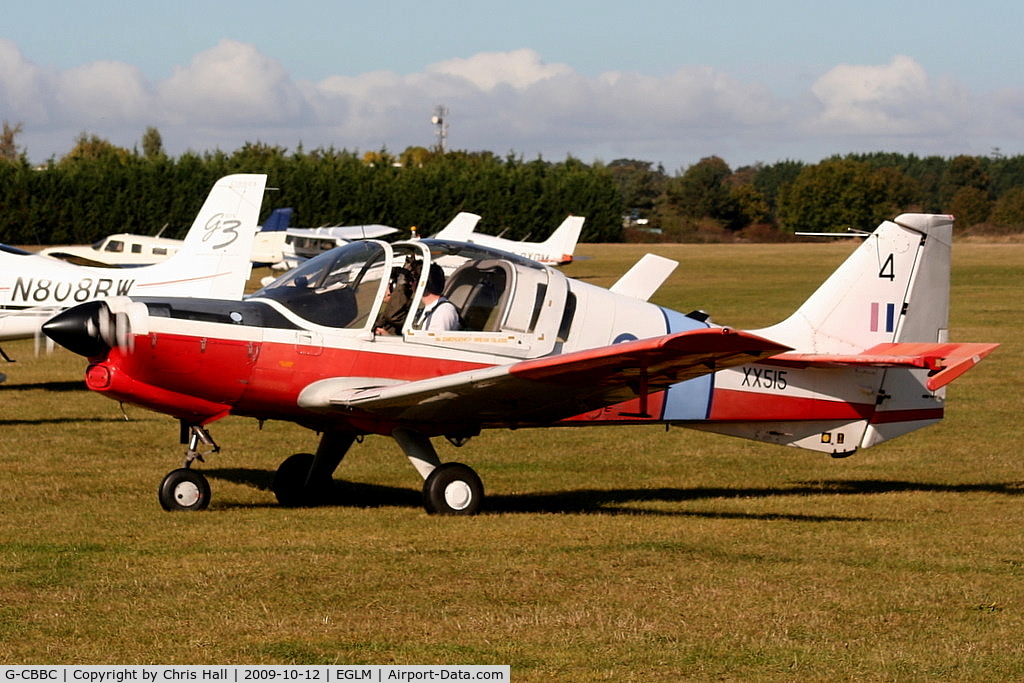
[879,253,895,281]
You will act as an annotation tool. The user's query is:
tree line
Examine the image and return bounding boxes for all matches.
[613,151,1024,241]
[2,125,1023,246]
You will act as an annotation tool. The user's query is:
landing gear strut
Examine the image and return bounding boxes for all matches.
[273,431,355,507]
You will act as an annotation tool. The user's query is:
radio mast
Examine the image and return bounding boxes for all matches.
[431,105,449,153]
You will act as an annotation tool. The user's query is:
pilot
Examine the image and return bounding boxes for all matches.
[374,267,414,336]
[414,263,461,331]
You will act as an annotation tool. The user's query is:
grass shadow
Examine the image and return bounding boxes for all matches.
[0,380,87,392]
[0,417,130,426]
[204,469,1024,519]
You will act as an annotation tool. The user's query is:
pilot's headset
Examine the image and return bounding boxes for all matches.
[389,267,413,295]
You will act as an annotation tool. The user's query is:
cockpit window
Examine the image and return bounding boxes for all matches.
[252,241,390,328]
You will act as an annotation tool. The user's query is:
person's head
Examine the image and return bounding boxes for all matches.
[389,267,413,296]
[424,263,446,297]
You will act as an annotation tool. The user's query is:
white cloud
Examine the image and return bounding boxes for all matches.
[426,48,575,91]
[807,55,970,136]
[58,61,153,124]
[0,38,55,122]
[158,39,309,125]
[2,41,1023,168]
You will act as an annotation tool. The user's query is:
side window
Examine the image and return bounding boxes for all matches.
[557,292,577,342]
[403,241,567,359]
[442,260,511,331]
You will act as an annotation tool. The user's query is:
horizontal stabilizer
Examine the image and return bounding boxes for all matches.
[767,342,998,391]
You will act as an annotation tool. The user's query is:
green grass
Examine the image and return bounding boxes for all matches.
[0,241,1020,679]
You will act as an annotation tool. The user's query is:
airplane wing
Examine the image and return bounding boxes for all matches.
[297,328,789,429]
[285,225,398,241]
[766,342,999,391]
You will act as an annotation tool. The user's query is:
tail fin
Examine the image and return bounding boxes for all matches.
[432,212,482,240]
[758,213,953,352]
[261,207,293,232]
[134,174,267,300]
[693,214,997,455]
[539,215,585,264]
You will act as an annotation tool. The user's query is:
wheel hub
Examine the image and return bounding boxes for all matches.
[443,481,473,511]
[174,481,202,507]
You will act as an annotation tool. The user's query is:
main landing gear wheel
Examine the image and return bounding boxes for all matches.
[159,468,211,511]
[273,453,331,507]
[422,462,484,516]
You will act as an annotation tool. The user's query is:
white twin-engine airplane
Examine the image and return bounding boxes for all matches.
[43,212,997,515]
[0,174,267,363]
[431,211,584,265]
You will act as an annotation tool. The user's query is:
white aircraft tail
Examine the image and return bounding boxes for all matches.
[693,214,997,455]
[432,212,482,241]
[538,215,585,264]
[758,213,954,352]
[135,174,267,300]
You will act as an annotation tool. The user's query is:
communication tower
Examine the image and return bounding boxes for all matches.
[431,105,449,153]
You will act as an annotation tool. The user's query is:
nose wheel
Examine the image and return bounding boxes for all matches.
[158,423,218,512]
[158,468,211,511]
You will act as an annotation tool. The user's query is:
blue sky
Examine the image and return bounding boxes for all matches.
[4,0,1024,169]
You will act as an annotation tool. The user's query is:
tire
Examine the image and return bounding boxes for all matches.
[422,462,484,516]
[272,453,327,507]
[159,468,211,512]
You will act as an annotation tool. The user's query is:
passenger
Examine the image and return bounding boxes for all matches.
[414,263,461,331]
[374,267,414,336]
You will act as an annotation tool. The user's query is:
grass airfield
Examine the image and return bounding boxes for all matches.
[0,240,1021,680]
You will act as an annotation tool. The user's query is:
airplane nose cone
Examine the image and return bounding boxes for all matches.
[42,301,111,358]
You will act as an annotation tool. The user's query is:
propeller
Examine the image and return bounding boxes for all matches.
[95,306,132,351]
[42,301,119,358]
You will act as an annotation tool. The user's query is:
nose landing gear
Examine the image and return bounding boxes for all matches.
[157,423,218,512]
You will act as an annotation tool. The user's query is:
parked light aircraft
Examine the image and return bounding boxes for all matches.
[43,212,997,515]
[431,212,584,265]
[41,207,292,268]
[259,223,400,270]
[0,173,267,361]
[39,232,185,267]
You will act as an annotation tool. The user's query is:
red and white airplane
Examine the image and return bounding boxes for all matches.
[43,212,997,515]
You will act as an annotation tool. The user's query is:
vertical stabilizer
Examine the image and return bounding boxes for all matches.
[432,212,482,241]
[757,214,954,353]
[136,174,267,300]
[539,215,585,263]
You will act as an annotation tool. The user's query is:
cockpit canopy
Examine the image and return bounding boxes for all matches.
[251,239,569,358]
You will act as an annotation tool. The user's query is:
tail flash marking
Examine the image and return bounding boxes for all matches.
[870,302,897,333]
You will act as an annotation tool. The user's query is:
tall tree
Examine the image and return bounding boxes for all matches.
[777,159,920,233]
[665,156,738,227]
[0,121,23,162]
[141,126,165,159]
